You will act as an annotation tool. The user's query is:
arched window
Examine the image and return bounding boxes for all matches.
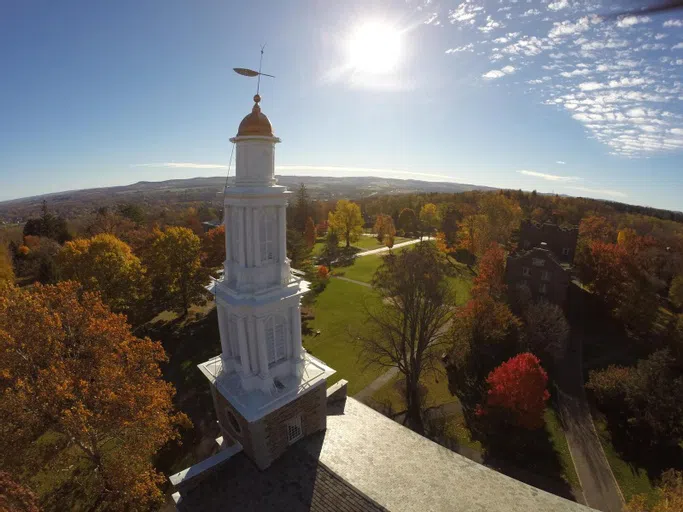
[265,315,288,366]
[260,208,275,263]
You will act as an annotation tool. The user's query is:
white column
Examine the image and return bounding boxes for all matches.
[217,304,231,359]
[248,317,259,375]
[253,208,261,267]
[236,317,251,376]
[256,318,270,379]
[278,205,287,262]
[245,206,253,268]
[223,208,230,267]
[237,207,246,266]
[290,305,302,361]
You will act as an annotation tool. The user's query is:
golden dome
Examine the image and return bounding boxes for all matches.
[236,94,273,137]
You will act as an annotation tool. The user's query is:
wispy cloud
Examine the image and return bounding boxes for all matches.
[517,170,581,182]
[132,162,229,169]
[556,160,566,164]
[431,0,683,157]
[131,163,463,182]
[568,185,628,198]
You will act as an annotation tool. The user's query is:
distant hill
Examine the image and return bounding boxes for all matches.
[0,175,495,223]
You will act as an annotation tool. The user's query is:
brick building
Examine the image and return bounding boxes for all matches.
[519,220,578,263]
[506,245,571,306]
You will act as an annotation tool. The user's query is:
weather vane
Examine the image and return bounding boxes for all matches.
[233,44,275,96]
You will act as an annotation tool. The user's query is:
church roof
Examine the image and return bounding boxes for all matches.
[174,398,594,512]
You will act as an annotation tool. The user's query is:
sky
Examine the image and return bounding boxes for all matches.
[1,1,682,210]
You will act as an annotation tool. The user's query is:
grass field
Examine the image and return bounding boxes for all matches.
[303,278,384,394]
[544,408,582,491]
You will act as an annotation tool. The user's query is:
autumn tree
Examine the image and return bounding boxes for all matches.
[670,275,683,309]
[0,245,13,286]
[373,214,396,244]
[0,472,39,512]
[626,469,683,512]
[398,208,417,235]
[328,200,363,248]
[57,234,149,319]
[146,227,209,316]
[419,203,441,236]
[357,242,454,434]
[0,282,189,510]
[471,243,507,301]
[579,215,616,244]
[523,301,570,364]
[202,225,226,268]
[587,350,683,444]
[304,217,316,248]
[478,352,550,429]
[448,297,522,406]
[479,193,523,248]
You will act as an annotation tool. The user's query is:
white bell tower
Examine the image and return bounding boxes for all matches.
[199,94,334,470]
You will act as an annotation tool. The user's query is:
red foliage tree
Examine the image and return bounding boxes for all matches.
[478,352,550,429]
[471,243,507,301]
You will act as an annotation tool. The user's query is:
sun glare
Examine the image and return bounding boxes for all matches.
[346,21,402,74]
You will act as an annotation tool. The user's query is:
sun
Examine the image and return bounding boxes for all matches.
[345,21,402,74]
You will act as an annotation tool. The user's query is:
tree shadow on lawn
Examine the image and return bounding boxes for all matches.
[601,409,683,485]
[477,417,577,502]
[139,306,222,478]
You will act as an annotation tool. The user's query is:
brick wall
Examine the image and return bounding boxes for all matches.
[212,381,327,470]
[519,220,578,263]
[506,248,570,306]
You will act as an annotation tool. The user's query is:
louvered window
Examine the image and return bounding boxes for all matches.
[265,316,287,366]
[286,416,303,444]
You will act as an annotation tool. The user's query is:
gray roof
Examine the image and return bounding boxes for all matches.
[176,397,594,512]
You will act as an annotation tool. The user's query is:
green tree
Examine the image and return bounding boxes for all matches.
[328,200,363,248]
[670,275,683,309]
[419,203,441,236]
[293,184,311,233]
[357,243,454,434]
[57,234,149,318]
[23,200,71,244]
[398,208,417,235]
[320,230,340,269]
[287,228,311,269]
[147,227,209,316]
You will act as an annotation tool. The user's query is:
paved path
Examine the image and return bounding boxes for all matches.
[354,367,399,401]
[555,332,624,512]
[332,276,372,288]
[354,237,431,258]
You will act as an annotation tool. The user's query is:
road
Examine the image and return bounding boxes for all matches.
[354,237,432,258]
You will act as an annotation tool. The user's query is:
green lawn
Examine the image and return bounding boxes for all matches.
[303,278,384,394]
[595,418,656,505]
[337,252,387,283]
[544,408,582,491]
[313,236,412,259]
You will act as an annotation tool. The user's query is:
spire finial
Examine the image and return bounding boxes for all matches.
[233,45,275,101]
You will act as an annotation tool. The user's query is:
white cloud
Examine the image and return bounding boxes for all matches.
[501,65,516,74]
[663,20,683,28]
[556,160,566,164]
[672,43,683,50]
[547,0,569,11]
[424,12,439,25]
[445,44,475,53]
[517,170,581,182]
[616,16,651,28]
[478,15,504,33]
[579,82,603,91]
[483,69,506,79]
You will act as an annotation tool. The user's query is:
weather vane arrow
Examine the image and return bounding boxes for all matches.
[233,44,274,95]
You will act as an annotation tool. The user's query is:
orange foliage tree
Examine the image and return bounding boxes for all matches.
[304,217,317,248]
[0,472,39,512]
[0,282,189,510]
[0,245,13,286]
[471,243,507,301]
[478,352,550,429]
[202,225,226,268]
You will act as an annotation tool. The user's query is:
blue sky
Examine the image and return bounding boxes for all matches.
[1,1,682,210]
